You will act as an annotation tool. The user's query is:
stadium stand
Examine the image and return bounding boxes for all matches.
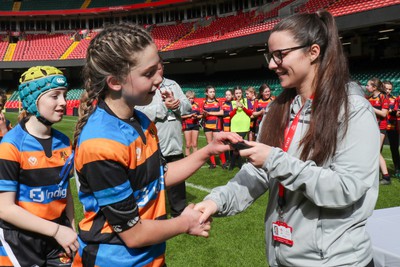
[328,0,400,16]
[151,22,194,50]
[4,68,400,112]
[12,33,74,61]
[66,31,98,59]
[0,36,9,60]
[296,0,335,13]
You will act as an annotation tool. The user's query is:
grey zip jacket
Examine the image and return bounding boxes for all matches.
[204,82,379,266]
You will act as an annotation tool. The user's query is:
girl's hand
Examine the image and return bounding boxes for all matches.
[53,224,79,257]
[180,203,212,238]
[0,113,7,132]
[236,101,243,108]
[194,200,218,225]
[206,132,243,155]
[238,141,273,168]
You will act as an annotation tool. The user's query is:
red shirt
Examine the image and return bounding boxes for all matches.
[368,93,389,130]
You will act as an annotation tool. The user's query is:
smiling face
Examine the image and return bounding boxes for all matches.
[262,87,271,99]
[267,30,316,92]
[225,90,233,101]
[119,44,163,106]
[37,88,67,123]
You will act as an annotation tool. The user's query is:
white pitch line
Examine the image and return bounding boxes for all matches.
[186,182,212,193]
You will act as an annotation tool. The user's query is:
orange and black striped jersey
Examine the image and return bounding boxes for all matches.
[221,101,233,132]
[182,102,200,131]
[368,93,389,130]
[255,97,274,127]
[0,121,72,227]
[74,101,167,266]
[386,94,397,131]
[203,99,221,130]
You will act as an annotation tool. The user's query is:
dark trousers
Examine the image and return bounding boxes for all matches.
[229,132,248,170]
[164,154,186,217]
[366,259,375,267]
[387,130,400,171]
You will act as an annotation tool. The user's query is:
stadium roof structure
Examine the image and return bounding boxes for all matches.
[0,1,399,73]
[0,0,191,16]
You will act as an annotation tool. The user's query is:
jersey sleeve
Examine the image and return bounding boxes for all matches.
[0,142,21,192]
[77,141,139,232]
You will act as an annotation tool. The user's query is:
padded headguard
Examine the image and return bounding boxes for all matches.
[18,66,68,117]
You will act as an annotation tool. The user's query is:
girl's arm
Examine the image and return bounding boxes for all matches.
[206,110,224,116]
[252,109,265,117]
[165,132,243,186]
[117,203,210,248]
[0,191,79,256]
[66,185,76,231]
[374,107,387,118]
[181,113,194,119]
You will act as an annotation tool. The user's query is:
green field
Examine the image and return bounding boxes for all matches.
[5,112,400,267]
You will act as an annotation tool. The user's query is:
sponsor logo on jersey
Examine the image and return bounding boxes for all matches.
[29,187,67,203]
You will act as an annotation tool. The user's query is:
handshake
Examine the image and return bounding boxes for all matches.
[179,200,218,238]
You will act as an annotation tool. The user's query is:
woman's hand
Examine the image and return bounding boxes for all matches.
[194,200,218,225]
[53,224,79,257]
[180,203,212,238]
[237,141,273,168]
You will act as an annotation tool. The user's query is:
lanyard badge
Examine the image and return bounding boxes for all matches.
[272,102,307,246]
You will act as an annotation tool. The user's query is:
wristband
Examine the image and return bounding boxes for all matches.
[52,224,60,237]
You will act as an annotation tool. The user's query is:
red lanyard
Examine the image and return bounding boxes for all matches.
[278,103,306,211]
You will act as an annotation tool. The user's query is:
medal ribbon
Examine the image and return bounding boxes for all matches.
[278,98,311,213]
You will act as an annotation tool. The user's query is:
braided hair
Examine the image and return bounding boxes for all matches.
[73,23,153,148]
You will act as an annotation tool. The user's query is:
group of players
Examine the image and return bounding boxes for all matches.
[181,84,275,170]
[366,78,399,185]
[181,78,399,184]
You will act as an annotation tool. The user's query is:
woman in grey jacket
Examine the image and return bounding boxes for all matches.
[195,10,379,267]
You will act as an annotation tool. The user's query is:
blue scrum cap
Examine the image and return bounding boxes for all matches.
[18,66,68,117]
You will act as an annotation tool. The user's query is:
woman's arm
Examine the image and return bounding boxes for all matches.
[240,99,380,208]
[195,163,270,223]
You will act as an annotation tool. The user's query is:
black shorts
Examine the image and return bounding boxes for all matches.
[204,128,220,133]
[184,125,200,131]
[380,129,386,135]
[0,227,72,267]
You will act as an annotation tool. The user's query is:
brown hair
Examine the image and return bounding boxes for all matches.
[73,22,154,148]
[369,77,386,94]
[258,10,350,165]
[257,84,271,100]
